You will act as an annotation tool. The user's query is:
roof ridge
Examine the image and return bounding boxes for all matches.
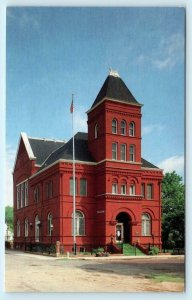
[39,142,66,168]
[28,136,65,143]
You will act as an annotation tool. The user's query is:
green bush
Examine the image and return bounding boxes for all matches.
[92,247,104,255]
[148,246,159,255]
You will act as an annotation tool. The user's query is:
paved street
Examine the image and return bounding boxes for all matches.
[5,250,184,292]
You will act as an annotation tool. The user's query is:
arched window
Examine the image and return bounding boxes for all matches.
[24,218,28,237]
[47,213,53,236]
[129,145,135,162]
[17,220,20,237]
[121,120,126,135]
[121,180,127,195]
[129,182,136,195]
[142,213,151,236]
[35,215,40,242]
[72,211,85,236]
[95,123,98,139]
[112,179,118,194]
[129,122,135,136]
[112,119,117,134]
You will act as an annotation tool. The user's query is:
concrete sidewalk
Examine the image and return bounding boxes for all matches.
[5,249,184,261]
[57,254,184,260]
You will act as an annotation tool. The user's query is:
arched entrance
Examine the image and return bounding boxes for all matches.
[116,212,131,243]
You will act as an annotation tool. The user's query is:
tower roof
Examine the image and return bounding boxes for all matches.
[91,70,141,109]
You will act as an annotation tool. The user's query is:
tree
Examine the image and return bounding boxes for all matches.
[162,171,185,249]
[5,206,13,232]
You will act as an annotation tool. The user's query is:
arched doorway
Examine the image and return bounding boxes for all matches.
[116,212,131,243]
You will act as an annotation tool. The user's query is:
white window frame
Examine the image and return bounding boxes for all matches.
[16,180,29,209]
[72,211,85,236]
[17,220,20,237]
[129,122,135,136]
[112,183,118,194]
[112,143,117,160]
[17,186,20,209]
[21,183,25,208]
[120,144,126,161]
[121,120,126,135]
[70,178,78,196]
[112,119,117,134]
[47,213,53,236]
[25,181,28,207]
[35,215,40,242]
[129,184,136,195]
[80,178,87,196]
[121,184,126,195]
[129,145,135,162]
[24,218,29,237]
[142,213,151,236]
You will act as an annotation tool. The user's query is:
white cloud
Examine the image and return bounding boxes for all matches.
[7,9,40,31]
[158,155,184,177]
[153,33,184,70]
[142,124,164,135]
[6,145,16,207]
[136,33,184,71]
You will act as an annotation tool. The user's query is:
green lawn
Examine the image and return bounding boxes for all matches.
[145,273,184,283]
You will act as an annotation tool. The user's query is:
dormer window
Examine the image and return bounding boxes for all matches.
[112,119,117,134]
[129,122,135,136]
[95,123,98,139]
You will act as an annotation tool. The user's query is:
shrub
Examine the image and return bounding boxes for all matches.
[148,246,159,255]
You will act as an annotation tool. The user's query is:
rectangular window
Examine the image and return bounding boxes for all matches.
[34,186,39,202]
[120,144,126,161]
[46,181,53,199]
[25,181,28,206]
[21,183,25,208]
[17,186,20,209]
[121,184,126,195]
[70,178,78,196]
[141,183,145,197]
[112,143,117,160]
[112,183,118,194]
[129,145,135,162]
[147,184,153,199]
[80,178,87,196]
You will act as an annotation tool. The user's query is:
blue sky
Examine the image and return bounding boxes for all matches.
[6,7,185,205]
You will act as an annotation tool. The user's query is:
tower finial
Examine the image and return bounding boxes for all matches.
[109,68,120,78]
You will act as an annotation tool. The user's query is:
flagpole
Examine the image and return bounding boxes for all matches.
[71,94,77,255]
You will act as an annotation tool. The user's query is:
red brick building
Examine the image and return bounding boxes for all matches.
[13,70,163,253]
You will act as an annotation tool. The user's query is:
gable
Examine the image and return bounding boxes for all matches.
[13,134,35,173]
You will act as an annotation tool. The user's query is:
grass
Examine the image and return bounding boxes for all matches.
[145,273,184,283]
[123,243,146,256]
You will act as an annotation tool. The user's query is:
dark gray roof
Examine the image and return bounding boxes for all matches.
[40,132,95,170]
[38,132,159,171]
[28,138,65,165]
[141,158,159,169]
[91,75,141,108]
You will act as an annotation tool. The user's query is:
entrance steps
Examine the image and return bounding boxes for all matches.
[107,243,146,255]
